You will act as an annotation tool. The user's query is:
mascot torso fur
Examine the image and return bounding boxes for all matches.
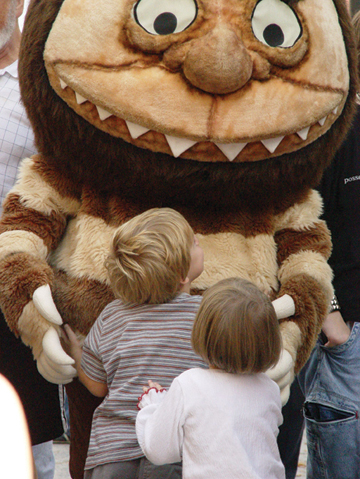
[0,0,357,476]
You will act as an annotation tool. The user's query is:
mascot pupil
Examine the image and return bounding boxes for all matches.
[0,0,357,477]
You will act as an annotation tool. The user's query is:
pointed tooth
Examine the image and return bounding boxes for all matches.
[165,135,197,158]
[296,126,311,141]
[318,116,327,126]
[261,136,284,154]
[96,106,113,121]
[215,142,247,161]
[75,92,87,104]
[332,106,339,115]
[59,79,67,89]
[126,121,150,139]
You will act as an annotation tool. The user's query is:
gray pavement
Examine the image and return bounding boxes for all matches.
[53,433,307,478]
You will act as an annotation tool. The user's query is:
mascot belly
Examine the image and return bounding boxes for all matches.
[0,0,357,477]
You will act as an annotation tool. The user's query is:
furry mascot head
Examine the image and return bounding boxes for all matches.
[0,0,357,477]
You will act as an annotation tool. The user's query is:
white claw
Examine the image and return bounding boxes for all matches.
[267,349,293,383]
[37,353,76,385]
[38,352,77,379]
[33,285,63,325]
[42,327,75,366]
[272,294,295,320]
[276,370,292,391]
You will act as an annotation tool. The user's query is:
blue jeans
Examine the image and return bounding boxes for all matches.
[298,323,360,479]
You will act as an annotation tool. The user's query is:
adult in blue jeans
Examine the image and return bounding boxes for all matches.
[298,11,360,479]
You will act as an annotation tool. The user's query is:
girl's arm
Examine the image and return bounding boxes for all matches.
[136,378,185,465]
[61,324,108,397]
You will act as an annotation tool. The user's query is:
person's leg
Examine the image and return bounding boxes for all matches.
[84,460,140,479]
[65,379,103,479]
[32,441,55,479]
[277,377,305,479]
[139,458,182,479]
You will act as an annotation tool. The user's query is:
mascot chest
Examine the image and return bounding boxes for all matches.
[51,207,279,296]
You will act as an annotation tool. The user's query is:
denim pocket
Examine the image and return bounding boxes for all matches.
[304,401,355,423]
[304,401,360,479]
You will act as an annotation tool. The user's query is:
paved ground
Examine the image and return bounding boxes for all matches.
[53,433,308,478]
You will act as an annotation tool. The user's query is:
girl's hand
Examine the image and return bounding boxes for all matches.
[142,380,163,393]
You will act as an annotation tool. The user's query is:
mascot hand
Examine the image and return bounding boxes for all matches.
[267,294,296,405]
[32,285,76,384]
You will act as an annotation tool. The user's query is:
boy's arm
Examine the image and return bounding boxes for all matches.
[61,324,108,397]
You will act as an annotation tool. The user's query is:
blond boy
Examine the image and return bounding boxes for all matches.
[62,208,205,479]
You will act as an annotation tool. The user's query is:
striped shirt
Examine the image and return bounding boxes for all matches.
[81,292,205,470]
[0,60,35,212]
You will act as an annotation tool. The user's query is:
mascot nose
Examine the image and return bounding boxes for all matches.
[183,25,253,94]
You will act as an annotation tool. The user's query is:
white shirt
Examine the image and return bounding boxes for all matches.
[0,60,35,212]
[136,368,285,479]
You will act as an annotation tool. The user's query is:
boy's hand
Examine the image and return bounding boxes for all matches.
[60,324,83,363]
[322,311,351,347]
[142,380,163,393]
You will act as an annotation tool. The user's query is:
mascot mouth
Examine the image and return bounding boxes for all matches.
[54,72,343,163]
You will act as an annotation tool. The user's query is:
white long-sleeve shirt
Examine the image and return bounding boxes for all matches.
[0,60,35,211]
[136,368,285,479]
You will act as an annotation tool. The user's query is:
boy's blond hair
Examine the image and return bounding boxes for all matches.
[192,277,281,374]
[105,208,194,304]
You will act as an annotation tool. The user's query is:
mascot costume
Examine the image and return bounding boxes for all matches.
[0,0,357,476]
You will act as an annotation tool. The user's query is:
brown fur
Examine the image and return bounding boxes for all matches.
[1,194,67,250]
[52,270,114,336]
[279,273,330,372]
[0,253,54,334]
[275,221,332,264]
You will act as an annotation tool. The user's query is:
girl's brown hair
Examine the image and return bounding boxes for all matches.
[192,277,281,373]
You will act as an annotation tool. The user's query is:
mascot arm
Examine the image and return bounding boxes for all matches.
[268,191,333,404]
[0,157,78,383]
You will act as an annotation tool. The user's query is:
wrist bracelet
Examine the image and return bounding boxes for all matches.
[329,294,340,314]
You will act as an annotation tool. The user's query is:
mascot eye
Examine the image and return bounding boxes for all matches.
[252,0,302,48]
[134,0,198,35]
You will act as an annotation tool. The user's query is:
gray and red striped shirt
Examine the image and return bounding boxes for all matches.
[82,292,205,470]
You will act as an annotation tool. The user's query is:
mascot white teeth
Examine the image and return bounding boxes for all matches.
[0,0,357,476]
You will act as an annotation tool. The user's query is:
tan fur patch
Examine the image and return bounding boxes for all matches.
[279,250,333,301]
[18,302,53,359]
[51,214,117,283]
[12,157,81,217]
[192,232,279,295]
[0,230,48,261]
[280,321,302,362]
[274,190,323,231]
